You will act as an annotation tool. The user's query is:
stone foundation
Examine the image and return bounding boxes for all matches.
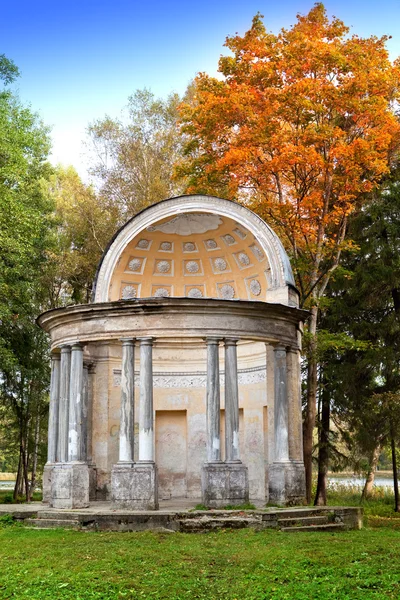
[111,462,159,510]
[42,463,54,504]
[201,462,249,508]
[88,464,97,501]
[50,462,89,509]
[268,461,305,505]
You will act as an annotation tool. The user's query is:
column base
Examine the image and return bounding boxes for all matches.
[50,462,89,509]
[111,462,159,510]
[42,463,55,504]
[268,461,305,506]
[201,462,249,508]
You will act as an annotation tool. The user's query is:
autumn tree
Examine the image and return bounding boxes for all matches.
[177,4,400,501]
[87,89,185,222]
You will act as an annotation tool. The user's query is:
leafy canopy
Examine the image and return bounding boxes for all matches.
[178,4,400,307]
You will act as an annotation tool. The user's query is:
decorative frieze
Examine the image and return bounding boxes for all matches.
[112,365,266,388]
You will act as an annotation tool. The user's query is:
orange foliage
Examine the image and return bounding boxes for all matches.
[178,4,400,306]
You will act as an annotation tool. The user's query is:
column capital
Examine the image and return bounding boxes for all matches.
[137,337,153,346]
[205,337,221,345]
[120,337,136,345]
[71,342,84,351]
[224,337,239,346]
[51,352,61,361]
[273,344,287,353]
[60,344,71,354]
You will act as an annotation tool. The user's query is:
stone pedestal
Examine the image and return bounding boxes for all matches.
[111,462,159,510]
[268,461,305,505]
[42,463,54,503]
[88,463,97,501]
[50,462,89,509]
[201,463,249,508]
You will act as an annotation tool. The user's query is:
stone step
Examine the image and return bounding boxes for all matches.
[263,509,332,521]
[278,515,330,527]
[38,511,82,521]
[281,523,345,533]
[25,518,80,530]
[179,517,258,532]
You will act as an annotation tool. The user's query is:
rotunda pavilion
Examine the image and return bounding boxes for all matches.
[39,195,307,510]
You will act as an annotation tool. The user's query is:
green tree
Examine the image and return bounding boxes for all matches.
[87,89,185,221]
[0,55,54,499]
[317,178,400,507]
[42,166,119,305]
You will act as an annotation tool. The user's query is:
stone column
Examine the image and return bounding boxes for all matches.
[138,337,154,462]
[81,363,89,463]
[51,342,89,509]
[274,346,289,462]
[87,363,97,500]
[269,344,305,505]
[206,337,221,463]
[202,337,248,507]
[224,338,240,463]
[58,345,71,463]
[119,338,135,464]
[112,336,158,510]
[42,353,60,503]
[68,343,84,462]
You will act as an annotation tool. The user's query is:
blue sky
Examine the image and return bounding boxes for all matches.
[2,0,400,179]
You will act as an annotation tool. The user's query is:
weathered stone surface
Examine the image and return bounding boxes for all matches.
[224,338,240,463]
[268,461,305,505]
[88,464,97,501]
[206,338,221,463]
[42,463,54,504]
[111,463,159,510]
[50,463,89,509]
[7,503,363,532]
[201,463,249,508]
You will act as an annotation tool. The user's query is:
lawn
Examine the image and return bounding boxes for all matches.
[0,483,399,599]
[0,520,399,599]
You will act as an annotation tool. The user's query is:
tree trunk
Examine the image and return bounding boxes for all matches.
[361,444,381,501]
[28,409,40,501]
[21,434,29,502]
[390,425,400,512]
[314,375,330,506]
[13,452,22,502]
[304,305,319,503]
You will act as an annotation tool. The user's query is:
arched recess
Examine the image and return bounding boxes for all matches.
[93,195,297,306]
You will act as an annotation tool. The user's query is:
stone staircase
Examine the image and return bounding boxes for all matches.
[262,508,346,532]
[23,506,359,532]
[26,511,88,530]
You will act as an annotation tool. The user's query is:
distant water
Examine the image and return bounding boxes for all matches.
[328,475,394,489]
[0,481,14,490]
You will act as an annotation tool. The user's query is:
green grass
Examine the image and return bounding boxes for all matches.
[0,483,399,598]
[0,524,399,599]
[0,490,42,504]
